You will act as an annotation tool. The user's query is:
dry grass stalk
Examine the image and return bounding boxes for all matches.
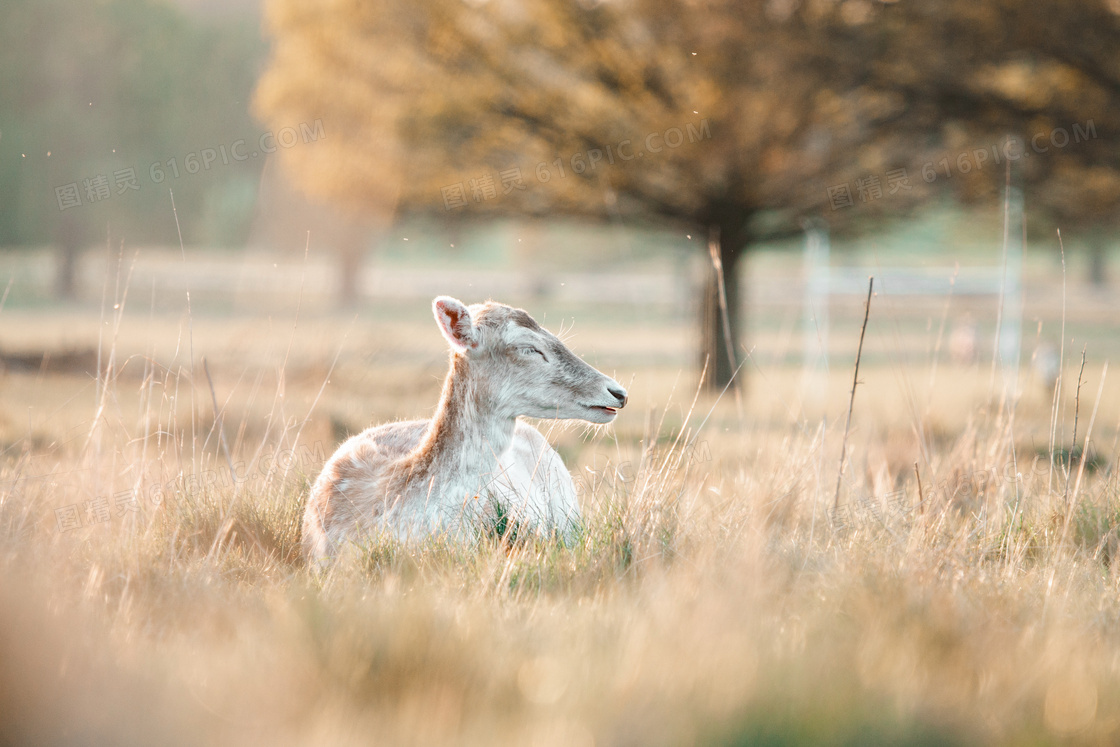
[833,275,874,510]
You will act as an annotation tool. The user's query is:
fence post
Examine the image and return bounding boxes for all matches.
[998,186,1024,397]
[802,221,830,404]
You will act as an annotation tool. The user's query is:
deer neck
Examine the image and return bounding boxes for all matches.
[412,354,516,480]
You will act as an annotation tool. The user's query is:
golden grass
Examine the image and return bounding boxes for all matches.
[3,281,1120,745]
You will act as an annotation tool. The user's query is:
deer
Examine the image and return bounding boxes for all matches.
[303,296,628,563]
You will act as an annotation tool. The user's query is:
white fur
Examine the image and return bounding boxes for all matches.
[303,297,626,563]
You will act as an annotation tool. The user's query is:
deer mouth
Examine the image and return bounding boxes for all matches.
[589,405,619,416]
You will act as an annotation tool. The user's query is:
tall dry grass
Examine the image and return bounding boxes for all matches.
[2,258,1120,745]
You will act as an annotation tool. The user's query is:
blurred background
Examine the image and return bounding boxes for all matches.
[6,3,1120,743]
[2,0,1120,442]
[2,0,1119,400]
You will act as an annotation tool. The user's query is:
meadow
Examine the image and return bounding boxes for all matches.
[2,232,1119,745]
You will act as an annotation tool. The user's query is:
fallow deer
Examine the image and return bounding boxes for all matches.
[303,296,627,562]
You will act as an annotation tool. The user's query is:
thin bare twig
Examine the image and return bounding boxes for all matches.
[914,461,925,516]
[170,188,198,473]
[1055,357,1106,575]
[1065,346,1087,501]
[202,356,237,487]
[1072,361,1107,505]
[834,276,874,510]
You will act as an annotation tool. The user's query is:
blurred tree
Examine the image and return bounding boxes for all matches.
[256,0,1120,389]
[0,0,264,298]
[830,0,1120,286]
[255,0,890,389]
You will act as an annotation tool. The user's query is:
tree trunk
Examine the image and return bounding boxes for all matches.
[699,214,746,392]
[335,220,369,307]
[1088,236,1107,288]
[55,214,81,301]
[338,242,362,306]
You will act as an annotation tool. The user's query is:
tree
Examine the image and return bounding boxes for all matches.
[823,0,1120,286]
[0,0,264,297]
[255,0,1120,388]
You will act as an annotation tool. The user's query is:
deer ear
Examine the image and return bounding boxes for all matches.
[433,296,479,354]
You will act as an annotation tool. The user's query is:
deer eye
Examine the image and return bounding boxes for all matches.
[519,345,547,362]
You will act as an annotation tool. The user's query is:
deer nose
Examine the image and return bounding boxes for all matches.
[607,385,628,408]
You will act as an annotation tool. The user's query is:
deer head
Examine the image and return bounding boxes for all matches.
[433,296,628,424]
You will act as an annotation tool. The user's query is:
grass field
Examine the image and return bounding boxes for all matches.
[2,238,1120,745]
